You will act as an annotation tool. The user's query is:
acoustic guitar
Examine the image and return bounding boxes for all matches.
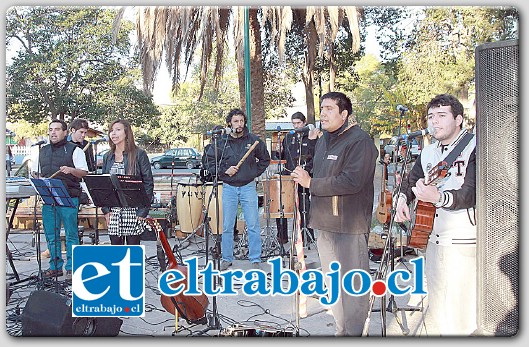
[408,161,450,249]
[145,218,209,324]
[375,162,392,225]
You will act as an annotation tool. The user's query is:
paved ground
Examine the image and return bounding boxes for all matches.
[5,160,439,339]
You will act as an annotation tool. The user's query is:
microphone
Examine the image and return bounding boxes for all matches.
[31,140,47,147]
[92,136,108,144]
[396,105,409,112]
[399,128,429,140]
[289,124,315,134]
[207,127,232,135]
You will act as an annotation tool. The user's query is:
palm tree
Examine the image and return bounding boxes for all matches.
[114,6,361,134]
[116,6,268,138]
[263,6,361,124]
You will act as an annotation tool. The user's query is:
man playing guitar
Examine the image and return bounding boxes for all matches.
[395,94,477,336]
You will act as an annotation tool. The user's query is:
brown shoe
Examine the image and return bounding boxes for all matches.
[42,268,63,278]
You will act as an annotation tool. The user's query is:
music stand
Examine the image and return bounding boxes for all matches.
[30,178,76,209]
[83,174,150,209]
[30,178,76,284]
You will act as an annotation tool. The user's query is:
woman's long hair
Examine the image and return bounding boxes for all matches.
[108,119,138,175]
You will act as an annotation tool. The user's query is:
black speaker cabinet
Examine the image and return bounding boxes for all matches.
[475,39,519,336]
[22,290,123,337]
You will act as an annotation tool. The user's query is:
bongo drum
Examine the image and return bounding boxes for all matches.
[204,182,223,235]
[263,175,295,218]
[176,179,203,233]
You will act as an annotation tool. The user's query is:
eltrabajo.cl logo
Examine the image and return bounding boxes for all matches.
[72,245,145,317]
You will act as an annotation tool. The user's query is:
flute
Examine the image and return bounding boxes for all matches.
[235,140,259,170]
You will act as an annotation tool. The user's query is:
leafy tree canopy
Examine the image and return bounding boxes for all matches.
[6,6,160,126]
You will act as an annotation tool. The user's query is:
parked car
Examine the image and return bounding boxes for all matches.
[384,136,421,161]
[150,147,202,169]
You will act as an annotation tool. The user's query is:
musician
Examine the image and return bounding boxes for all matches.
[395,94,477,336]
[201,125,239,240]
[31,119,88,281]
[272,112,317,245]
[67,118,96,173]
[292,92,378,336]
[204,109,270,271]
[101,119,154,246]
[68,118,96,208]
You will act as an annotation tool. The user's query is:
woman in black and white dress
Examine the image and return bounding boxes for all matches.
[101,119,154,245]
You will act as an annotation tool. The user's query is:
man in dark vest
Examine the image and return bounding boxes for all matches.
[31,119,88,281]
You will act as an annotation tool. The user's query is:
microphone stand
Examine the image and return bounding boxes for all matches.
[364,109,420,336]
[290,141,307,336]
[296,133,315,249]
[196,133,222,335]
[92,140,100,244]
[33,143,44,287]
[276,131,288,263]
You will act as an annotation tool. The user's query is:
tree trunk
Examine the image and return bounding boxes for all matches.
[248,9,266,140]
[329,46,337,92]
[302,19,317,125]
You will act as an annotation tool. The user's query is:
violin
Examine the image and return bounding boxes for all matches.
[145,218,209,324]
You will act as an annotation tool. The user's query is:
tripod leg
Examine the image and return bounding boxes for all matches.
[387,296,411,335]
[381,295,387,336]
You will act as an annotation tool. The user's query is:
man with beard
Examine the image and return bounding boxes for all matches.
[204,109,270,270]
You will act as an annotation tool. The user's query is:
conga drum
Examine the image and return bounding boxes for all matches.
[176,179,203,233]
[263,175,295,218]
[267,159,287,176]
[204,182,223,235]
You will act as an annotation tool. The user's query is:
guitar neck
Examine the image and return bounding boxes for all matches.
[426,161,449,186]
[146,218,177,268]
[380,164,387,191]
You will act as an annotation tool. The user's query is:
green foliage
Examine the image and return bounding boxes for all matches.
[143,58,240,148]
[363,6,415,72]
[336,54,400,136]
[261,21,297,119]
[6,120,49,141]
[6,6,159,127]
[396,7,518,130]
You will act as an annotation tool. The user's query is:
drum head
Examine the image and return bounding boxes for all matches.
[178,176,203,186]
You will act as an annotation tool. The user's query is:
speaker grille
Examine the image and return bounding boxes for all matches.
[475,40,519,336]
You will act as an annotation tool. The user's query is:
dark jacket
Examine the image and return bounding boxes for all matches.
[39,139,82,198]
[101,147,154,218]
[273,131,316,174]
[309,123,377,234]
[204,128,270,186]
